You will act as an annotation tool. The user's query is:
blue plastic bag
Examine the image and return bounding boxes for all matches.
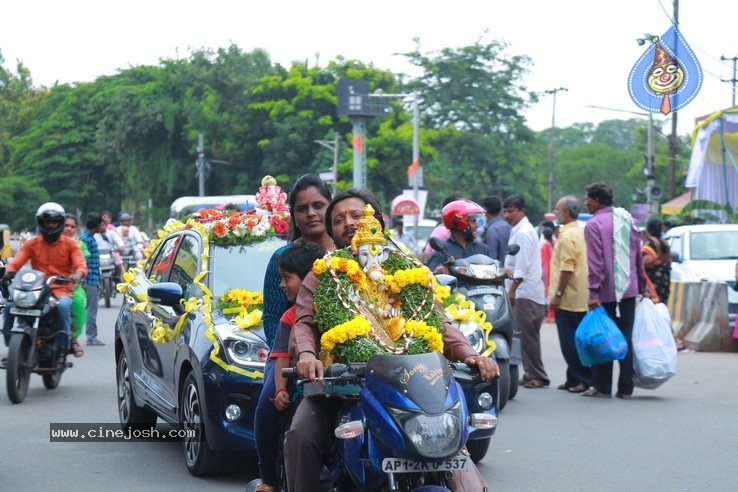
[575,306,628,367]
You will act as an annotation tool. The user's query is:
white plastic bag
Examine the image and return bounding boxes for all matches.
[632,298,677,389]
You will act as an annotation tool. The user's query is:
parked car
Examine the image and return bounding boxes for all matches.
[115,208,288,476]
[662,223,738,318]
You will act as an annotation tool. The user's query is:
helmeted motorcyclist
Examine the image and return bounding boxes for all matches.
[425,199,491,274]
[116,212,144,261]
[1,202,88,367]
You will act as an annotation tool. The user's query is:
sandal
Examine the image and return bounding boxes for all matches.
[71,340,84,358]
[254,484,278,492]
[557,383,569,390]
[524,379,546,389]
[581,387,611,398]
[568,383,588,393]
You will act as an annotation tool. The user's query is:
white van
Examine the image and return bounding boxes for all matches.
[170,195,257,220]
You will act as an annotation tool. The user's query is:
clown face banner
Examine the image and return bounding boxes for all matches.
[628,24,702,115]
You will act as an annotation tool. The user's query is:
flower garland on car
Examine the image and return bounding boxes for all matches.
[312,205,445,365]
[115,176,292,379]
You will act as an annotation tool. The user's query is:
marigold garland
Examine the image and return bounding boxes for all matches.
[313,247,445,363]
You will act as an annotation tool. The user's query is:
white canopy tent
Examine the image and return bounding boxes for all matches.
[686,108,738,218]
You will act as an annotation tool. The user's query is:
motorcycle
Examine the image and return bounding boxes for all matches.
[245,351,495,492]
[0,266,74,403]
[98,246,116,308]
[429,237,522,412]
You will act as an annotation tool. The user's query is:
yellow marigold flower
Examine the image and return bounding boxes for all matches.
[320,316,372,352]
[406,320,444,353]
[312,258,328,276]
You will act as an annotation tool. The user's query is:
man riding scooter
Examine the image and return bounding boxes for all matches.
[2,202,88,367]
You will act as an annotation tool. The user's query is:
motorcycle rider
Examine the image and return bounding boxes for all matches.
[425,199,491,274]
[116,213,144,262]
[286,189,498,492]
[1,203,88,367]
[98,211,125,281]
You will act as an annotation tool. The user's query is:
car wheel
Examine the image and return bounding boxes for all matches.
[117,349,157,428]
[180,372,217,476]
[466,436,491,463]
[508,363,520,401]
[7,332,34,404]
[496,358,510,411]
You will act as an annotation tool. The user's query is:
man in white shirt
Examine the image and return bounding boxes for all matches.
[503,194,549,389]
[116,213,145,261]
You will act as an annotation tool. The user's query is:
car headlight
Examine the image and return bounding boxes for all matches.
[213,324,269,367]
[387,401,463,458]
[13,289,42,308]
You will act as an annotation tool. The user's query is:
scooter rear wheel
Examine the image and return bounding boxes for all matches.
[7,333,33,403]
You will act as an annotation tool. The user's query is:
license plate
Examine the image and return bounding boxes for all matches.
[381,456,469,473]
[467,287,498,296]
[10,307,41,317]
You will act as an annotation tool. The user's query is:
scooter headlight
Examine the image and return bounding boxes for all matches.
[387,401,463,458]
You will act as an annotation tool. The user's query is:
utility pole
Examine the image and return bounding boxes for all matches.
[315,132,340,195]
[544,87,567,212]
[720,55,738,107]
[196,133,206,197]
[668,0,679,200]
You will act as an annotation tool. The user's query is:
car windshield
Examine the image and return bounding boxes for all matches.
[209,237,287,300]
[690,230,738,260]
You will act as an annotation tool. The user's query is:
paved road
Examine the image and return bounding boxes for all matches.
[0,295,736,491]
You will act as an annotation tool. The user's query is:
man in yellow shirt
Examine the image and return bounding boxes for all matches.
[549,196,592,393]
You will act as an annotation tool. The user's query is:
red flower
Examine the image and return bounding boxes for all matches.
[212,221,228,238]
[271,216,289,234]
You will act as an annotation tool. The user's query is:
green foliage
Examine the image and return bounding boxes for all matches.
[0,40,697,231]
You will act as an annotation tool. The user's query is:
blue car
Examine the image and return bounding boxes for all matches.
[114,212,288,476]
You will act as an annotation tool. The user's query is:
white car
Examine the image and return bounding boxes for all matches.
[403,219,439,256]
[662,224,738,318]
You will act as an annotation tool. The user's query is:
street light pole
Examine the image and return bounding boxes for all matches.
[586,105,657,212]
[544,87,567,212]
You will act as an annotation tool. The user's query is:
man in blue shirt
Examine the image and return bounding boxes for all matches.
[80,213,104,346]
[425,199,490,274]
[482,195,511,263]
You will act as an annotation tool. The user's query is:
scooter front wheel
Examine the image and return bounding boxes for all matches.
[496,359,510,411]
[6,332,33,403]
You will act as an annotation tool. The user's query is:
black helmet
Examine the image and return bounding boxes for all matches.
[36,202,66,242]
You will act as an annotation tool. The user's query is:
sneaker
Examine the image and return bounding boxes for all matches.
[87,339,106,346]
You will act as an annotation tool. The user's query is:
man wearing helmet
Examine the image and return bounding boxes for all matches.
[425,199,490,274]
[116,212,145,262]
[1,203,88,367]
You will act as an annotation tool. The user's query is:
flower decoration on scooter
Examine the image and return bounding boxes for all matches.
[312,204,445,364]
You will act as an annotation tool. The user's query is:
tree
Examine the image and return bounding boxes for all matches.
[399,36,541,209]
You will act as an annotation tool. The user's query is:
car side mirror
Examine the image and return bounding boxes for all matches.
[671,251,681,263]
[148,282,185,314]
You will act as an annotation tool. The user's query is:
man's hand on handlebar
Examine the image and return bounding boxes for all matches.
[464,355,499,382]
[70,272,84,283]
[1,271,15,285]
[297,352,325,386]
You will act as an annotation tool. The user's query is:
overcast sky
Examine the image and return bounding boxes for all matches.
[2,0,736,137]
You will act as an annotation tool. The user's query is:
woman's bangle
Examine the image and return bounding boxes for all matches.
[269,387,288,403]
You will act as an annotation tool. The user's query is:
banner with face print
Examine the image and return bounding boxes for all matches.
[628,24,703,115]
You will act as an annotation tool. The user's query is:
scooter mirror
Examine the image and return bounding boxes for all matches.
[429,237,446,252]
[507,244,520,256]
